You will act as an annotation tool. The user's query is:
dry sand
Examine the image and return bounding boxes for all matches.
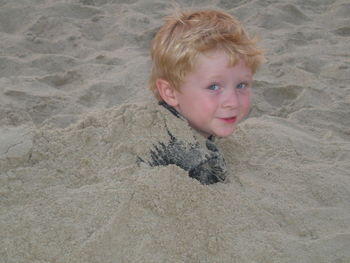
[1,0,350,262]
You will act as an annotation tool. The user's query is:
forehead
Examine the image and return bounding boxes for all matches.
[195,50,231,67]
[191,50,252,78]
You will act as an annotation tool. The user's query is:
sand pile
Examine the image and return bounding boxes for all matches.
[1,0,350,262]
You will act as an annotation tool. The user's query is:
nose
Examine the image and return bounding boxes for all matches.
[222,88,239,108]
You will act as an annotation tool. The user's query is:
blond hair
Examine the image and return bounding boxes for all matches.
[149,9,264,100]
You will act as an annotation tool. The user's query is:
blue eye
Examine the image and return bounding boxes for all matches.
[208,84,220,91]
[236,83,248,89]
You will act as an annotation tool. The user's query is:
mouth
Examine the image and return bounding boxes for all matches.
[219,116,237,124]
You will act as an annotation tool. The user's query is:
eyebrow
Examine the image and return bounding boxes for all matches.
[206,74,253,81]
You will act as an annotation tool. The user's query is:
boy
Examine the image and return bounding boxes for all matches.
[138,9,264,184]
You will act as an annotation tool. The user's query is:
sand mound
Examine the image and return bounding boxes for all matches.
[1,0,350,262]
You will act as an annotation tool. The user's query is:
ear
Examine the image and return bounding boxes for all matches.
[156,78,179,107]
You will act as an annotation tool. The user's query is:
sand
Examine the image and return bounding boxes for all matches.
[1,0,350,262]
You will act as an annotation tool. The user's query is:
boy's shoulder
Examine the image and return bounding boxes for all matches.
[128,101,200,158]
[134,101,228,185]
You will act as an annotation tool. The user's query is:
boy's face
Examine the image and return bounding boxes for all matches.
[172,50,252,138]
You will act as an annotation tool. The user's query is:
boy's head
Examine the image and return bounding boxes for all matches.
[149,9,264,137]
[149,9,264,100]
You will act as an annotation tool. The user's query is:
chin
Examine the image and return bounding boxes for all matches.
[213,128,235,137]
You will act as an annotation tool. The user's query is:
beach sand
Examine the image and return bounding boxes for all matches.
[1,0,350,262]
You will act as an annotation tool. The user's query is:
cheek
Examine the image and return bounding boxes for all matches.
[193,95,218,112]
[244,91,251,106]
[240,95,251,115]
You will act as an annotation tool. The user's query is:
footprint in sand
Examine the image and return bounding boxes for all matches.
[46,3,102,19]
[218,0,251,10]
[250,81,306,117]
[253,4,310,30]
[4,90,68,125]
[37,71,82,88]
[0,6,35,34]
[333,26,350,37]
[77,82,129,108]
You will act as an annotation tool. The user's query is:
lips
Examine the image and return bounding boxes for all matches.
[219,116,237,124]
